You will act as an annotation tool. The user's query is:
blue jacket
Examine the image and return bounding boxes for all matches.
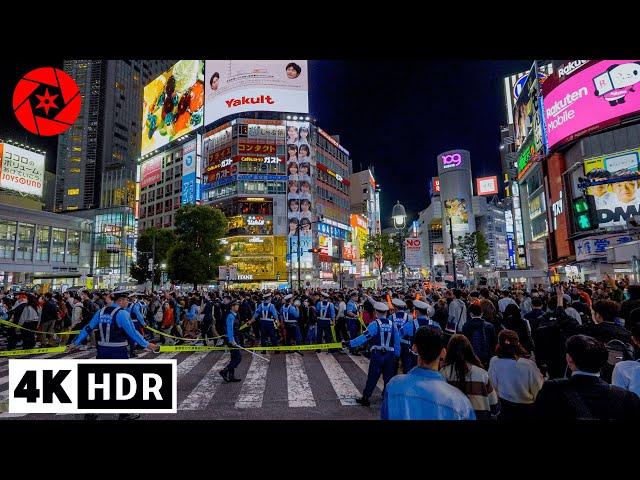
[400,316,441,345]
[226,311,239,344]
[316,300,336,321]
[381,368,476,420]
[280,305,299,322]
[74,302,149,348]
[349,316,400,358]
[130,301,147,326]
[253,302,279,321]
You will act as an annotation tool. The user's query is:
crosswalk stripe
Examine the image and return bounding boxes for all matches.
[176,352,209,378]
[347,354,384,392]
[180,354,230,410]
[235,353,270,409]
[286,353,316,407]
[317,352,361,406]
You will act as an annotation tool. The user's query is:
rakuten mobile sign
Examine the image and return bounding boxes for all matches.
[543,60,640,150]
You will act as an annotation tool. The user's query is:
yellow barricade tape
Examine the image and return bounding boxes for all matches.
[357,315,367,330]
[0,319,80,335]
[145,325,224,343]
[0,346,66,357]
[159,342,342,353]
[330,325,337,343]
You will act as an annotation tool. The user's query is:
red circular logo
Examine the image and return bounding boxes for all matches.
[12,67,81,136]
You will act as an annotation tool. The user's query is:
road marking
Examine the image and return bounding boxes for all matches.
[235,353,270,409]
[348,354,384,391]
[286,353,316,408]
[317,352,361,406]
[180,354,230,410]
[176,352,209,378]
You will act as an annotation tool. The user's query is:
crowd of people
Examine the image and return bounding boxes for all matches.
[2,275,640,420]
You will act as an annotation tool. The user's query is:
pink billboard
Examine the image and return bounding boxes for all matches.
[140,155,162,189]
[543,60,640,150]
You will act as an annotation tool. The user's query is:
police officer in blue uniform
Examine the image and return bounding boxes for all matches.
[219,300,242,383]
[345,291,360,354]
[316,292,336,346]
[399,299,439,374]
[250,293,279,350]
[280,293,302,348]
[345,301,400,406]
[69,290,159,420]
[127,292,148,357]
[390,298,410,332]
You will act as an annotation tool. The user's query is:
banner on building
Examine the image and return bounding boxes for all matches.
[575,233,634,261]
[404,238,423,268]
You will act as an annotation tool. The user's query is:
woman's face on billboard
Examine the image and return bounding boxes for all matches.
[612,180,638,204]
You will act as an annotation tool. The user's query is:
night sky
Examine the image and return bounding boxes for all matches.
[1,59,532,226]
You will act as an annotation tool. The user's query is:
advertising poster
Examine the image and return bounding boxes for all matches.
[432,243,445,266]
[584,148,640,228]
[444,198,469,225]
[575,233,634,261]
[205,60,309,126]
[543,60,640,150]
[140,154,162,189]
[0,143,45,197]
[141,60,204,156]
[405,238,423,268]
[287,121,315,268]
[476,176,499,196]
[181,141,198,205]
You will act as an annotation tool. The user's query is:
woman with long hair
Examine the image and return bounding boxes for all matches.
[480,298,502,334]
[440,334,500,419]
[488,329,543,421]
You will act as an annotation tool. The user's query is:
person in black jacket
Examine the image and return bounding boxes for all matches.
[532,290,581,379]
[6,292,29,350]
[534,334,640,420]
[502,303,534,355]
[584,300,632,345]
[461,302,496,368]
[524,297,546,332]
[622,285,640,330]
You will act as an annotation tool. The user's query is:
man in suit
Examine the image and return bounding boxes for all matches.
[534,334,640,420]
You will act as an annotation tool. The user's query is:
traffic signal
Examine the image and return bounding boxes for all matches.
[573,195,598,232]
[308,248,321,253]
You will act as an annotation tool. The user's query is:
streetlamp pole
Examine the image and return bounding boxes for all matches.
[392,200,407,289]
[151,232,156,292]
[449,216,457,287]
[297,225,302,292]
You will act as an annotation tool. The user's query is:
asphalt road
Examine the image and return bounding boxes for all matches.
[0,346,385,420]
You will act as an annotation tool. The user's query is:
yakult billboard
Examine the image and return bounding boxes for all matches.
[543,60,640,150]
[204,60,309,126]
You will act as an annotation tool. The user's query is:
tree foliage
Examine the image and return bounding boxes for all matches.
[167,205,227,287]
[363,233,402,271]
[456,231,489,269]
[129,227,177,284]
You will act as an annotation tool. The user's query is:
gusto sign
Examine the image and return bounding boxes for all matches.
[441,152,462,169]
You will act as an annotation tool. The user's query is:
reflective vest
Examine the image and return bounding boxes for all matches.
[393,311,408,329]
[318,301,332,321]
[97,305,128,348]
[370,318,395,352]
[260,302,275,321]
[401,317,434,345]
[282,305,298,324]
[132,300,147,323]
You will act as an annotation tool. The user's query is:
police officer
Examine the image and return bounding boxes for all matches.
[127,292,148,357]
[280,293,302,348]
[316,292,336,346]
[219,300,242,383]
[390,298,410,332]
[345,291,360,354]
[399,299,440,374]
[345,301,400,406]
[69,291,159,420]
[250,293,279,350]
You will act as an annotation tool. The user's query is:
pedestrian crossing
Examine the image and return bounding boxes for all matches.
[0,348,389,419]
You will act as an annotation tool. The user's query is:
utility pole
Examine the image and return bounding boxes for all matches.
[449,216,457,287]
[151,232,156,292]
[297,225,302,292]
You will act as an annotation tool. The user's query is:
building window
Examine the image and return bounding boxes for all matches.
[70,167,81,173]
[51,228,66,262]
[16,223,35,261]
[67,188,80,196]
[36,225,50,261]
[0,220,17,259]
[67,230,80,263]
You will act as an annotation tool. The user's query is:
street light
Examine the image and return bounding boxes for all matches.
[391,201,407,288]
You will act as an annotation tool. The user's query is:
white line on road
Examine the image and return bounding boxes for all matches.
[176,353,209,378]
[286,353,315,407]
[235,353,270,409]
[348,354,384,392]
[180,354,230,410]
[317,352,361,406]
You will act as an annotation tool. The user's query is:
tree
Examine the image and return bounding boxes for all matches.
[456,231,489,269]
[129,227,176,284]
[167,205,227,288]
[363,233,402,272]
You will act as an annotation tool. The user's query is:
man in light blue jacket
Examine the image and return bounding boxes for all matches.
[381,325,475,420]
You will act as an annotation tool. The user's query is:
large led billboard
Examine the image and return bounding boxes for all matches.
[0,143,45,197]
[513,62,547,153]
[204,60,309,126]
[141,60,204,156]
[139,154,162,189]
[584,148,640,228]
[543,60,640,151]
